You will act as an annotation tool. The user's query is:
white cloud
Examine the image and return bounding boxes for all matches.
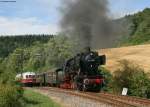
[0,16,60,35]
[110,9,142,19]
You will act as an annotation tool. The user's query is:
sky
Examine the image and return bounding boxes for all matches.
[0,0,149,35]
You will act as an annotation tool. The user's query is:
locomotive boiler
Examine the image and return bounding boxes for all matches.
[57,47,106,92]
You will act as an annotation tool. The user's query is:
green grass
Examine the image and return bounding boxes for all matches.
[22,89,61,107]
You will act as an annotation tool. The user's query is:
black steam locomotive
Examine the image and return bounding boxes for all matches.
[56,47,106,92]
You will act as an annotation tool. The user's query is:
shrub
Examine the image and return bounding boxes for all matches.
[0,84,23,107]
[99,67,113,92]
[112,60,150,98]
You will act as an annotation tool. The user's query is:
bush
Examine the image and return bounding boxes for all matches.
[112,60,150,98]
[99,67,113,92]
[0,84,23,107]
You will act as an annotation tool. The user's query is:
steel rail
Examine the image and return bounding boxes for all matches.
[98,92,150,107]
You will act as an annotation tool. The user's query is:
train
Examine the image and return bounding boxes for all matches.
[16,47,106,92]
[15,72,36,86]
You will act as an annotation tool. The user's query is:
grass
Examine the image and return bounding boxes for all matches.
[22,89,61,107]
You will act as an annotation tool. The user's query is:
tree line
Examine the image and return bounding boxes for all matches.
[0,34,53,58]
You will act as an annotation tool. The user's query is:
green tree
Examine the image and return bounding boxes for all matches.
[24,35,76,72]
[112,60,150,98]
[44,35,76,70]
[25,43,46,72]
[100,67,113,92]
[119,8,150,46]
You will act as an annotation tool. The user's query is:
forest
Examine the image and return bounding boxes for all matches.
[119,8,150,45]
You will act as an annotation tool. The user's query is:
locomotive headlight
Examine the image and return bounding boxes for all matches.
[84,79,89,84]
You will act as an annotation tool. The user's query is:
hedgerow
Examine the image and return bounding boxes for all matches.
[0,84,23,107]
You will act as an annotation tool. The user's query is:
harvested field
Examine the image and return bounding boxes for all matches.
[98,44,150,72]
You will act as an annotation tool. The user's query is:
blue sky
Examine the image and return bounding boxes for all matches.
[0,0,149,35]
[109,0,150,18]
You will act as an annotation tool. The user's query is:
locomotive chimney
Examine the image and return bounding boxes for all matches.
[84,46,91,53]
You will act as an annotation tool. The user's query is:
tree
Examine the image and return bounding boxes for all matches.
[44,35,76,70]
[112,60,150,98]
[25,43,46,72]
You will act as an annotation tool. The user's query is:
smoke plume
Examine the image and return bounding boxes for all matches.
[61,0,119,49]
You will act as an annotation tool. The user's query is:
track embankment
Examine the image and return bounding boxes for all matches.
[26,87,150,107]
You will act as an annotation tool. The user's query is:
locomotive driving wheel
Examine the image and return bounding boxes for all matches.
[76,82,83,91]
[74,75,83,91]
[72,80,83,91]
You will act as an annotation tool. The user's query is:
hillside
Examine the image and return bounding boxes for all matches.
[119,8,150,46]
[99,44,150,73]
[99,8,150,72]
[0,35,76,75]
[0,35,53,59]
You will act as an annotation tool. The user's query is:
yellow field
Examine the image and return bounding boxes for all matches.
[98,44,150,73]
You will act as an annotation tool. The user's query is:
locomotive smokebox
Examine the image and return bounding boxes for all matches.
[99,55,106,65]
[82,46,106,65]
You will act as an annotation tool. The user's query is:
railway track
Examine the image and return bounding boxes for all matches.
[32,87,150,107]
[98,92,150,107]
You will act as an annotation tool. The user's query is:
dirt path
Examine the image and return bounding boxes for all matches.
[98,44,150,72]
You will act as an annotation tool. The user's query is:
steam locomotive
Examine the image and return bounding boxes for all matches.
[16,47,106,92]
[56,47,106,91]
